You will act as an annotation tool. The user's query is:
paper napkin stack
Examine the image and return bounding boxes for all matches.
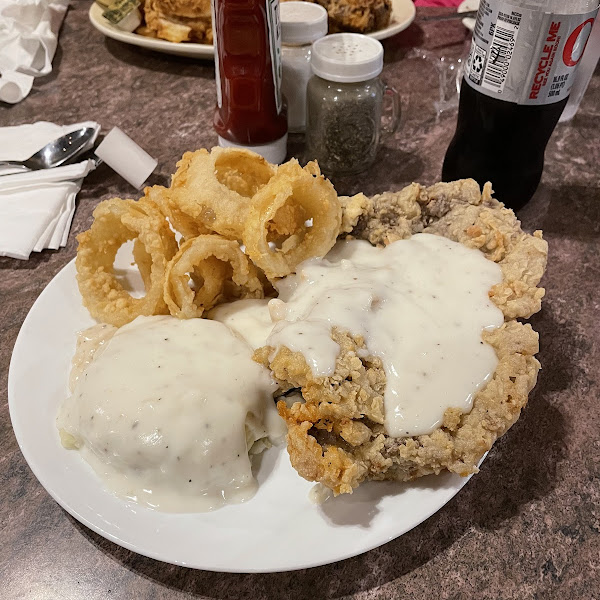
[0,121,100,260]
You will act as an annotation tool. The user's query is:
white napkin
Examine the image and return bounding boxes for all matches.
[0,0,69,104]
[0,121,100,260]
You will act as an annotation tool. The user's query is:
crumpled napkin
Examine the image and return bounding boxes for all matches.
[0,0,69,104]
[0,121,100,260]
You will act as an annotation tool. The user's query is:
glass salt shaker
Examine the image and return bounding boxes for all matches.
[306,33,400,176]
[280,1,328,133]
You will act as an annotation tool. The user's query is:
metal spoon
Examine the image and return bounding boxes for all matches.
[0,126,97,172]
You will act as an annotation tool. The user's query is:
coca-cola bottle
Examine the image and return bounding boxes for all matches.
[442,0,599,210]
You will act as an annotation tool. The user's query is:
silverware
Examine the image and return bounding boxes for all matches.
[421,10,478,22]
[0,126,97,172]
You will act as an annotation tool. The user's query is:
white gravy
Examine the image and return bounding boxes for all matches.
[58,315,282,513]
[208,298,273,350]
[68,323,116,392]
[267,234,504,437]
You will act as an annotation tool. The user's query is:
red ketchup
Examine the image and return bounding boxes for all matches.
[212,0,288,163]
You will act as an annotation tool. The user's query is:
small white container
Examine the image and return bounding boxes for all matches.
[280,2,328,133]
[95,127,157,189]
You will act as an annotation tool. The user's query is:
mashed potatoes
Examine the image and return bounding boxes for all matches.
[57,315,284,512]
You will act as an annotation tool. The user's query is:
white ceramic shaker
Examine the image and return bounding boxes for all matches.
[280,1,328,133]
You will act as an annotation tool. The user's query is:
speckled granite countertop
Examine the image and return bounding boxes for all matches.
[2,3,600,599]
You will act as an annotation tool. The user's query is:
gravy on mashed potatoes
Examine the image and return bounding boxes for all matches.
[57,315,285,513]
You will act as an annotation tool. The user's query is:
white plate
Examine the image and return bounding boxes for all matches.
[9,254,477,573]
[458,0,480,31]
[88,0,416,59]
[368,0,416,41]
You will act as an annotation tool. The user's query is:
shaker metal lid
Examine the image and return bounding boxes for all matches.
[280,1,328,45]
[310,33,384,83]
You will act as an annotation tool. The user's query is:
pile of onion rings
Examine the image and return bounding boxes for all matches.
[75,147,343,327]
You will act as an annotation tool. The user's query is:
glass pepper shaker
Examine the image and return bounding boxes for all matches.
[306,33,400,176]
[280,1,328,133]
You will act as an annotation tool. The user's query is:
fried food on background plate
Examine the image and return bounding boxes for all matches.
[256,180,548,495]
[283,0,393,34]
[138,0,213,43]
[137,0,392,43]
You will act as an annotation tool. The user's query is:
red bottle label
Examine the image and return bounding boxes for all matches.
[213,0,282,114]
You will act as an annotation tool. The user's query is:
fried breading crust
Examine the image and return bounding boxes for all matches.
[256,179,548,494]
[354,180,547,319]
[140,0,213,43]
[289,0,392,34]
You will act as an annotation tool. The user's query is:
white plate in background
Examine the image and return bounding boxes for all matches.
[458,0,480,31]
[369,0,416,41]
[88,0,416,59]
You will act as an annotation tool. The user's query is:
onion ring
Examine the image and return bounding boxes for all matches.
[163,235,264,319]
[242,160,342,279]
[132,238,153,292]
[169,147,276,240]
[76,197,178,327]
[143,184,212,240]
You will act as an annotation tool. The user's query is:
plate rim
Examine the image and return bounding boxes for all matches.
[88,2,214,58]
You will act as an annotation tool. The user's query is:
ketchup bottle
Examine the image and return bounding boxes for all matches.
[211,0,288,163]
